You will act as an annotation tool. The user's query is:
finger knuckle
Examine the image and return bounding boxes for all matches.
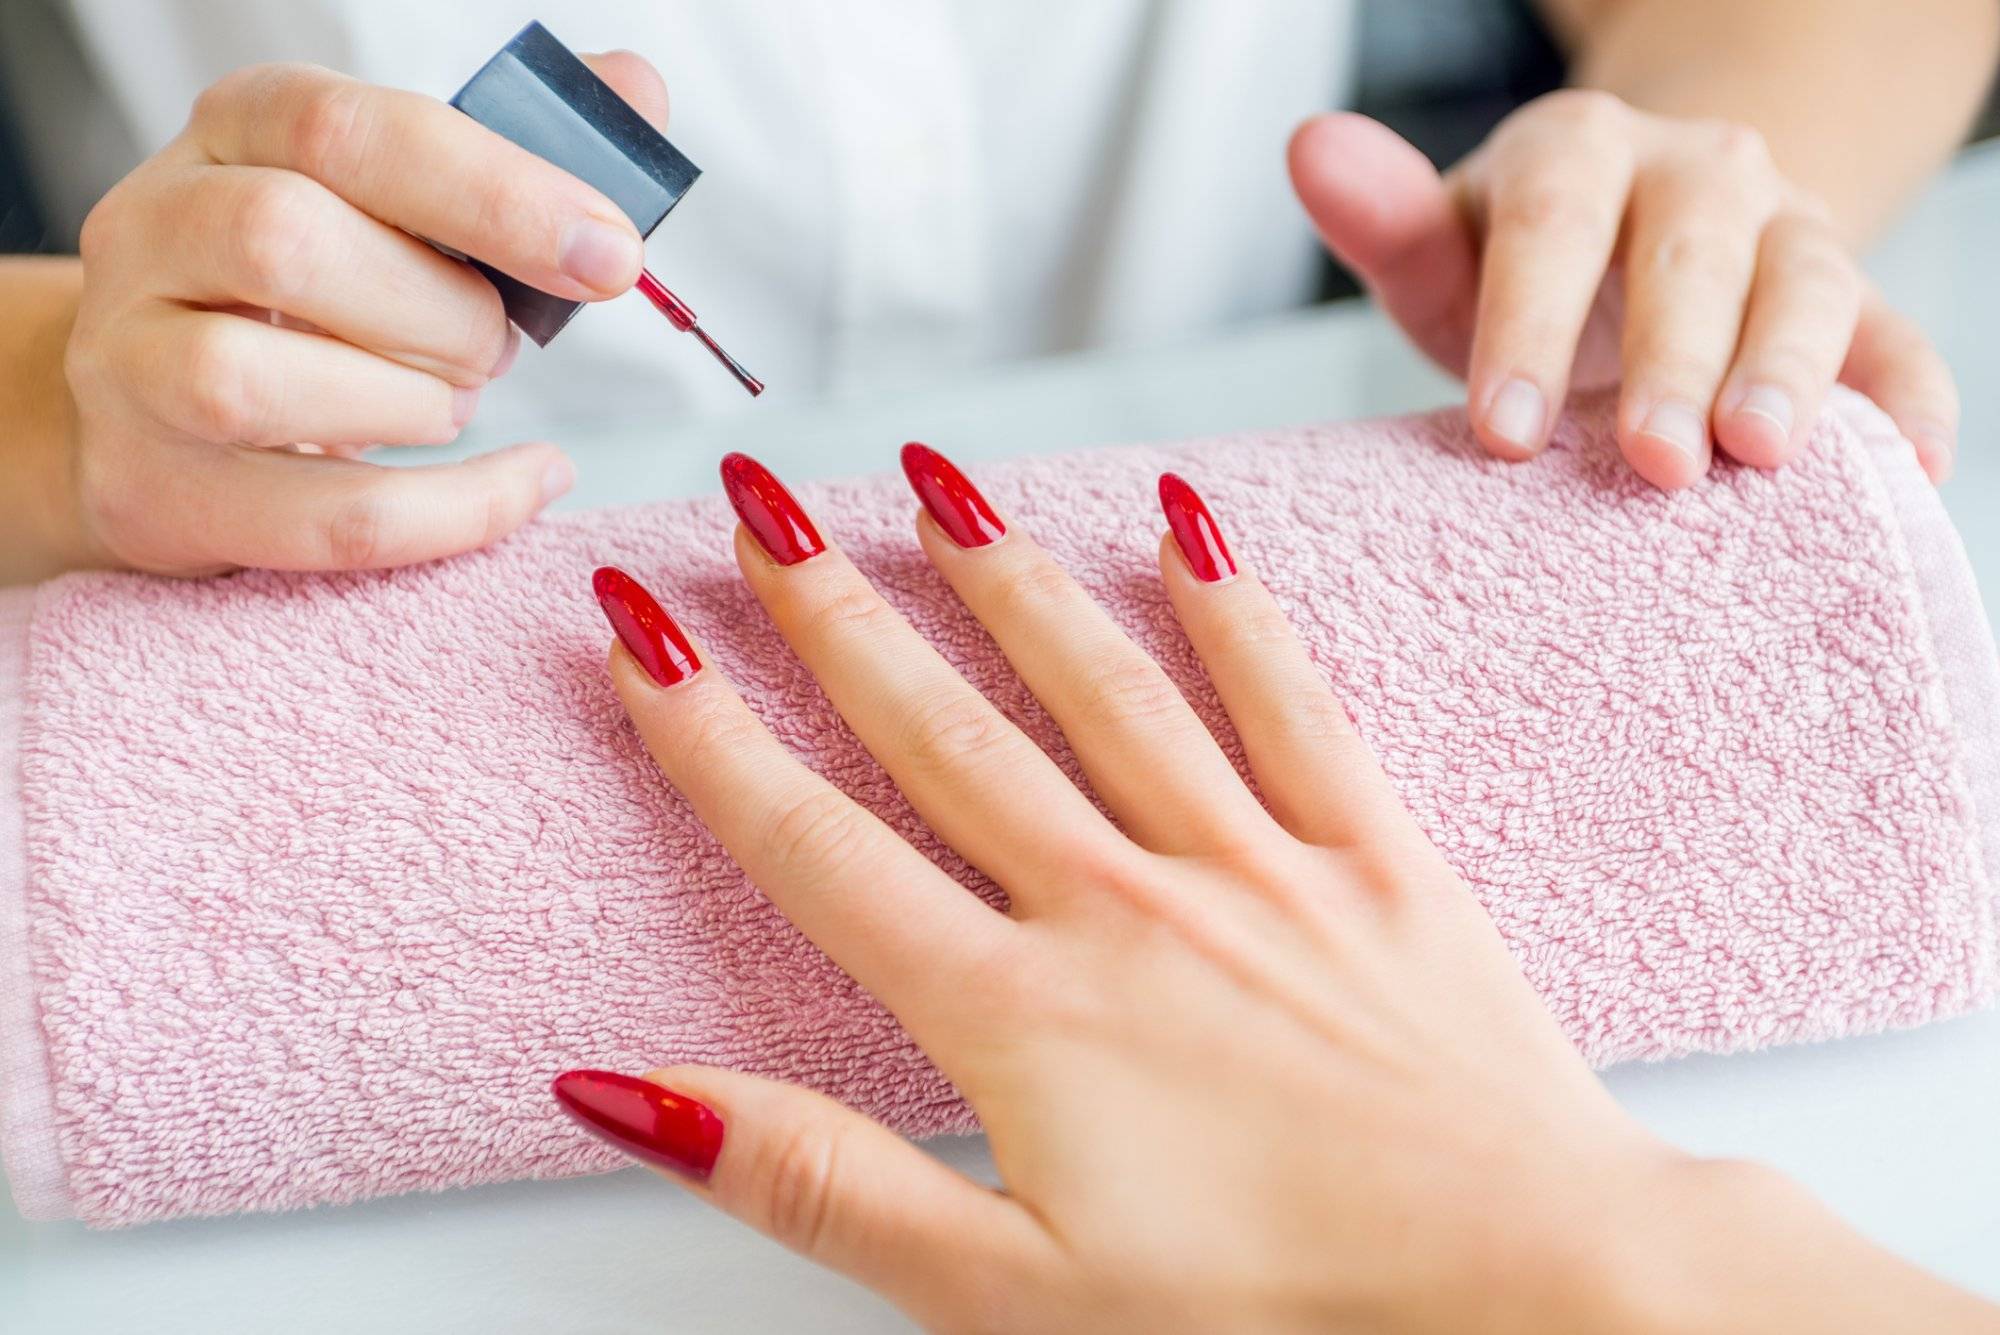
[323,492,387,568]
[989,557,1078,624]
[1708,120,1772,174]
[1642,226,1750,292]
[1767,222,1859,305]
[71,442,138,537]
[809,582,898,646]
[230,175,322,305]
[1542,87,1628,137]
[897,687,1018,774]
[676,702,765,777]
[1277,691,1360,752]
[181,321,263,441]
[77,190,127,265]
[466,176,542,259]
[1073,656,1187,730]
[763,788,873,873]
[1492,179,1613,240]
[465,283,512,377]
[477,473,523,548]
[287,77,373,183]
[757,1119,845,1257]
[1228,600,1311,657]
[188,63,278,132]
[60,325,108,403]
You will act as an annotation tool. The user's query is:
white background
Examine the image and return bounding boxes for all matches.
[7,142,2000,1335]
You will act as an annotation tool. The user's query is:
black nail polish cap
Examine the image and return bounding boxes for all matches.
[449,20,699,345]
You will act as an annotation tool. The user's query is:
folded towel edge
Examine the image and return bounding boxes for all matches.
[1836,385,2000,973]
[0,581,71,1221]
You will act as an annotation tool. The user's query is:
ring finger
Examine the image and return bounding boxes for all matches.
[590,566,1012,1040]
[119,305,472,447]
[1711,211,1863,469]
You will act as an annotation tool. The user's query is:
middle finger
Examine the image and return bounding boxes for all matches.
[720,453,1126,910]
[143,163,512,387]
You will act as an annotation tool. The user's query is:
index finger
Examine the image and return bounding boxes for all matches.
[591,567,1014,1040]
[189,63,642,300]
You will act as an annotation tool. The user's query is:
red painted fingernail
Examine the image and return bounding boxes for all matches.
[592,566,701,687]
[1158,473,1237,583]
[720,453,826,566]
[551,1069,724,1182]
[899,442,1006,549]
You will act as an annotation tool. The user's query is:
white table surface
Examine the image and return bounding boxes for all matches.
[8,142,2000,1332]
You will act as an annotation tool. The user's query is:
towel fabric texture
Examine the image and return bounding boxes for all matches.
[2,387,1996,1227]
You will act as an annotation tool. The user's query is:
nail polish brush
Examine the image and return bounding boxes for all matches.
[449,21,762,395]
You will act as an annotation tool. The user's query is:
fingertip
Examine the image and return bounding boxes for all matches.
[1286,112,1445,269]
[1907,425,1956,484]
[1619,399,1713,490]
[1712,385,1802,470]
[536,449,576,508]
[1284,111,1347,176]
[1285,111,1423,186]
[1474,378,1550,461]
[1713,410,1795,471]
[1621,432,1709,490]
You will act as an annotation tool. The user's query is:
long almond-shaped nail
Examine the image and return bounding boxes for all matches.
[900,442,1006,548]
[592,566,701,686]
[550,1069,724,1182]
[1159,473,1237,583]
[720,453,826,566]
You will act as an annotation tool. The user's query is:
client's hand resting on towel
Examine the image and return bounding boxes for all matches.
[554,446,1995,1332]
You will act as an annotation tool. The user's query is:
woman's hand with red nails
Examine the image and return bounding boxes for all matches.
[568,452,1990,1332]
[1288,100,1961,489]
[36,52,668,578]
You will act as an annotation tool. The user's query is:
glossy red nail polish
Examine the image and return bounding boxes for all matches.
[550,1069,724,1182]
[720,453,825,566]
[592,566,701,686]
[1158,473,1237,583]
[900,442,1006,549]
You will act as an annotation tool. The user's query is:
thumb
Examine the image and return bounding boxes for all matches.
[551,1067,1050,1320]
[1287,113,1478,376]
[1840,290,1959,483]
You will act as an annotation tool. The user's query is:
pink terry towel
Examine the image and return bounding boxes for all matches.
[2,387,1997,1227]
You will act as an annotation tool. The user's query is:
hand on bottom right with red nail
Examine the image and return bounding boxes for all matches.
[560,447,1993,1333]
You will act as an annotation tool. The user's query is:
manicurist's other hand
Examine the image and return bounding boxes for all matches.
[1290,95,1961,489]
[558,447,1996,1332]
[50,52,667,577]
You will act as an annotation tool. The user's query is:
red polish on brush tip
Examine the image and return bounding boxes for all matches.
[635,269,763,397]
[900,442,1006,549]
[592,566,701,686]
[720,453,826,566]
[1159,473,1237,582]
[551,1069,724,1181]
